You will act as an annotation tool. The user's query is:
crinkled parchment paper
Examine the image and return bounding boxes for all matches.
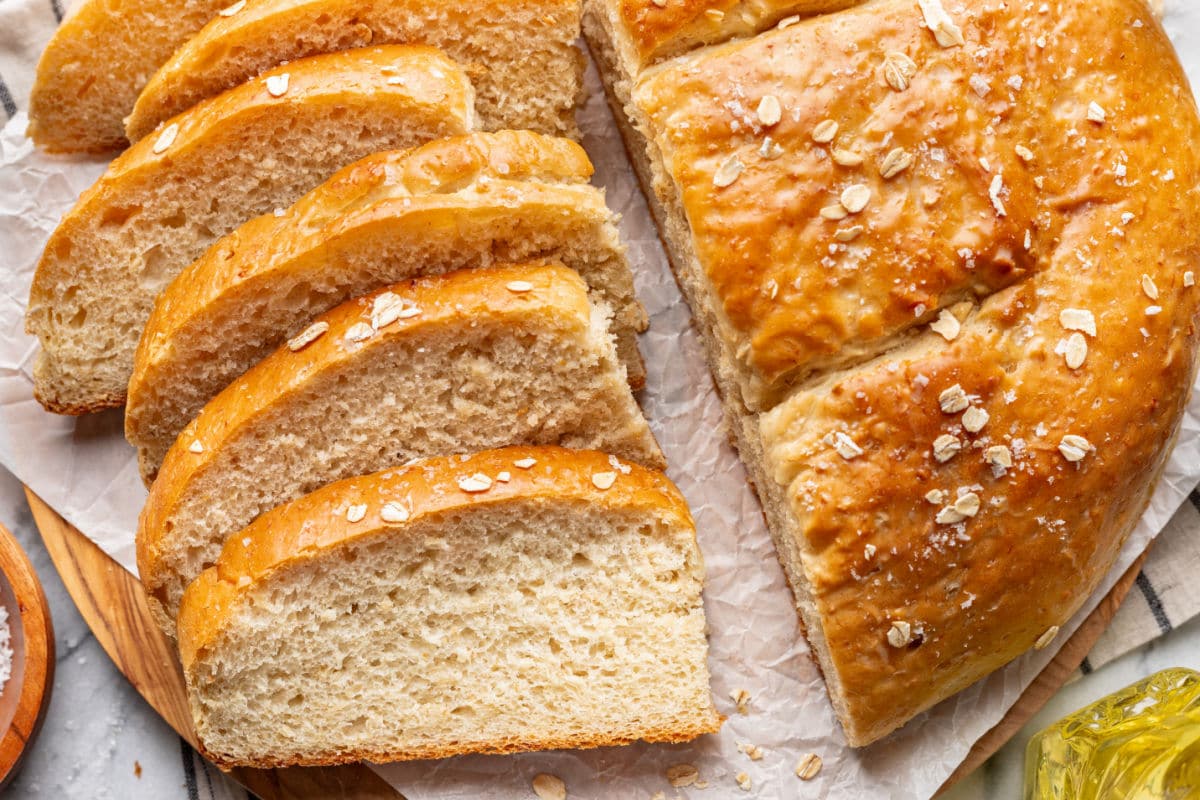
[1,5,1199,797]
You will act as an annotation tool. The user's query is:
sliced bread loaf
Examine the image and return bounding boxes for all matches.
[28,0,230,152]
[126,130,647,483]
[125,0,583,143]
[177,446,720,768]
[26,46,473,415]
[138,263,664,636]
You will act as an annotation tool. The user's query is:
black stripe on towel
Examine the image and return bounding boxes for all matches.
[1135,571,1172,634]
[1190,488,1200,513]
[1079,656,1094,675]
[180,737,200,800]
[49,0,64,22]
[0,76,16,119]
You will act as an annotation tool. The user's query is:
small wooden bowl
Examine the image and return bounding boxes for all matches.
[0,523,54,790]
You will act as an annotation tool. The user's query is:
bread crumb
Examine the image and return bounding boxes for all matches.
[795,752,823,780]
[666,764,699,787]
[531,773,566,800]
[736,772,751,791]
[729,687,751,714]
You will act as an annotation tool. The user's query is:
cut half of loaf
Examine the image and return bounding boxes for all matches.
[125,0,583,142]
[177,446,721,769]
[27,0,232,152]
[126,130,647,483]
[138,263,665,637]
[26,46,473,415]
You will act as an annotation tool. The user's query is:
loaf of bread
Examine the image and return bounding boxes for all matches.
[126,130,647,482]
[138,263,664,636]
[26,46,473,415]
[177,446,720,768]
[587,0,1200,744]
[125,0,583,143]
[27,0,231,152]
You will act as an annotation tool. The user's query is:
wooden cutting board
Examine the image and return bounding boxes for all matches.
[24,487,1146,799]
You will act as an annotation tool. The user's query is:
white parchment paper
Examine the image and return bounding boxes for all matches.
[1,5,1199,797]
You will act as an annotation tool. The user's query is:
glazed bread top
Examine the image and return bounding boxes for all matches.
[601,0,863,70]
[125,130,648,480]
[634,0,1200,744]
[125,0,582,141]
[26,45,474,415]
[177,446,695,668]
[633,0,1197,409]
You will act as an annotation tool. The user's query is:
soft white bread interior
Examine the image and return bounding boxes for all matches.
[177,446,721,769]
[138,264,665,637]
[126,130,647,482]
[26,46,473,415]
[125,0,583,142]
[27,0,230,152]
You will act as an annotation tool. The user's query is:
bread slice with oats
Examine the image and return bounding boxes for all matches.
[177,446,721,768]
[138,263,664,637]
[26,46,473,416]
[124,0,583,143]
[28,0,234,152]
[125,130,647,483]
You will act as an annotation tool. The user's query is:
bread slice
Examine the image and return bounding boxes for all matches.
[125,0,582,143]
[26,46,474,415]
[27,0,231,152]
[138,263,665,637]
[177,446,720,768]
[125,130,648,482]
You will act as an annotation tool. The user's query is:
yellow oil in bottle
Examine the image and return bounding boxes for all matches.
[1023,668,1200,799]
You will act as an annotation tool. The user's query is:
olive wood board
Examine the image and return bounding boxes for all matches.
[24,487,1145,799]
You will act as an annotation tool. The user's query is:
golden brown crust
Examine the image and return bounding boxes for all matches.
[197,720,720,770]
[126,0,581,141]
[138,264,596,606]
[27,0,230,152]
[175,446,695,669]
[124,130,648,477]
[128,130,593,396]
[608,0,861,69]
[26,46,474,415]
[599,0,1200,745]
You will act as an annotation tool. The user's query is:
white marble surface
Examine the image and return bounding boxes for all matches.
[0,458,1195,799]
